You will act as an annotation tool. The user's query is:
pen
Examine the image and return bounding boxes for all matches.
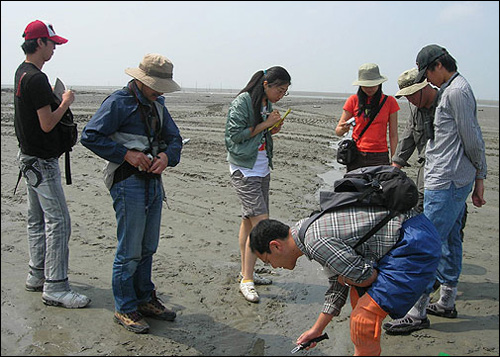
[290,333,329,353]
[268,108,291,131]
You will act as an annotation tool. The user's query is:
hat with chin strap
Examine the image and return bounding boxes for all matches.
[395,68,429,98]
[125,53,181,93]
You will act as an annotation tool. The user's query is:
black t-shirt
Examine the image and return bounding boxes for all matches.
[14,62,61,158]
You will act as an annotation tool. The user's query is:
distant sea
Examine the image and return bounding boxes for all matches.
[2,84,498,108]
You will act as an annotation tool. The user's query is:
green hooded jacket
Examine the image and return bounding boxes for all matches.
[225,92,274,169]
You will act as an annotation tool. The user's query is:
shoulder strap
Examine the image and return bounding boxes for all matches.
[298,209,397,249]
[64,151,72,185]
[14,170,22,195]
[352,211,396,249]
[298,210,323,244]
[15,72,27,98]
[356,95,388,141]
[298,191,363,243]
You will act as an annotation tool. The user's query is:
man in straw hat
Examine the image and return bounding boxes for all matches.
[390,67,437,212]
[81,53,183,334]
[384,45,487,335]
[14,19,91,309]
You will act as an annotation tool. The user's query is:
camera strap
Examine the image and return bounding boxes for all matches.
[126,82,162,155]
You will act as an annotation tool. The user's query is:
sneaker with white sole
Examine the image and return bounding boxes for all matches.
[239,272,272,285]
[383,315,430,335]
[26,273,44,292]
[239,281,260,303]
[42,290,91,308]
[426,302,458,318]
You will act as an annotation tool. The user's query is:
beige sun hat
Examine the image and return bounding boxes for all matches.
[395,68,429,98]
[125,53,181,93]
[352,63,388,87]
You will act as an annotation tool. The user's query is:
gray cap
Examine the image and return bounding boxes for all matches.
[415,44,448,82]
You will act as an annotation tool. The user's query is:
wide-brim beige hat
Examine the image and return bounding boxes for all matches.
[125,53,181,93]
[352,63,387,87]
[395,68,428,98]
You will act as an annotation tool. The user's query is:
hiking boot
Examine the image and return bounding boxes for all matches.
[25,273,44,292]
[42,290,91,308]
[114,311,150,334]
[239,272,272,285]
[137,291,176,321]
[383,315,430,335]
[426,302,458,318]
[239,281,259,303]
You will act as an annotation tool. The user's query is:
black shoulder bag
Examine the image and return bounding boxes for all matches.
[14,74,77,194]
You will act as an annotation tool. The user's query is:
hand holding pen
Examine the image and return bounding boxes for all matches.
[268,108,292,131]
[291,333,329,353]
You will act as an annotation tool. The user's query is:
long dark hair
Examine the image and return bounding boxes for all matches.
[356,85,383,120]
[238,66,291,125]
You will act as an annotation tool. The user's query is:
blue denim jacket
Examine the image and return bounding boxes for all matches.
[81,81,182,167]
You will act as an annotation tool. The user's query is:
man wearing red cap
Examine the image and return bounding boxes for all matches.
[14,20,91,308]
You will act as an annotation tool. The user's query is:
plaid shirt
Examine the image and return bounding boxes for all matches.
[291,206,416,316]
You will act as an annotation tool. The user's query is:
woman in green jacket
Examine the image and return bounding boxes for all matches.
[225,66,291,302]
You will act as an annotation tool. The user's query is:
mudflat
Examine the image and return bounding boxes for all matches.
[1,87,498,356]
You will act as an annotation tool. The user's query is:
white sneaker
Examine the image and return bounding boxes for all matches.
[42,290,91,309]
[26,273,44,292]
[239,281,260,303]
[239,272,272,285]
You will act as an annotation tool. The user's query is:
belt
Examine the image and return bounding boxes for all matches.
[112,161,160,186]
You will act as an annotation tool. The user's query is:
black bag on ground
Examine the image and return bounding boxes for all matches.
[298,165,418,245]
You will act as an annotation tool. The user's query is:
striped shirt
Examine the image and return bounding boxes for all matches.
[291,206,416,316]
[425,73,487,189]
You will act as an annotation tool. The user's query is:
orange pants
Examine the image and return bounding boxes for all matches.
[349,287,388,356]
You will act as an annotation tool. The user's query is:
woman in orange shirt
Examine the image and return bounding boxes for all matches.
[335,63,399,172]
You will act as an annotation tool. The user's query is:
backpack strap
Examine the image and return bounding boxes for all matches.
[298,191,362,244]
[65,151,72,185]
[352,210,397,249]
[13,169,23,195]
[298,208,397,248]
[298,210,323,244]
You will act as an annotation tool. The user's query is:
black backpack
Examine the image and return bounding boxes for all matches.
[298,165,418,248]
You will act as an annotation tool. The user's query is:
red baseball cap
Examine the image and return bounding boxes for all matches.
[23,20,68,44]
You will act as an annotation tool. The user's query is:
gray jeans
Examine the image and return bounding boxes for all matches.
[19,152,71,292]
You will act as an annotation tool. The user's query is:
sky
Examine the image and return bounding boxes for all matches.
[1,1,499,100]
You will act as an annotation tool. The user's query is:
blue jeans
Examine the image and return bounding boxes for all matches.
[423,181,473,293]
[19,153,71,292]
[110,175,164,313]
